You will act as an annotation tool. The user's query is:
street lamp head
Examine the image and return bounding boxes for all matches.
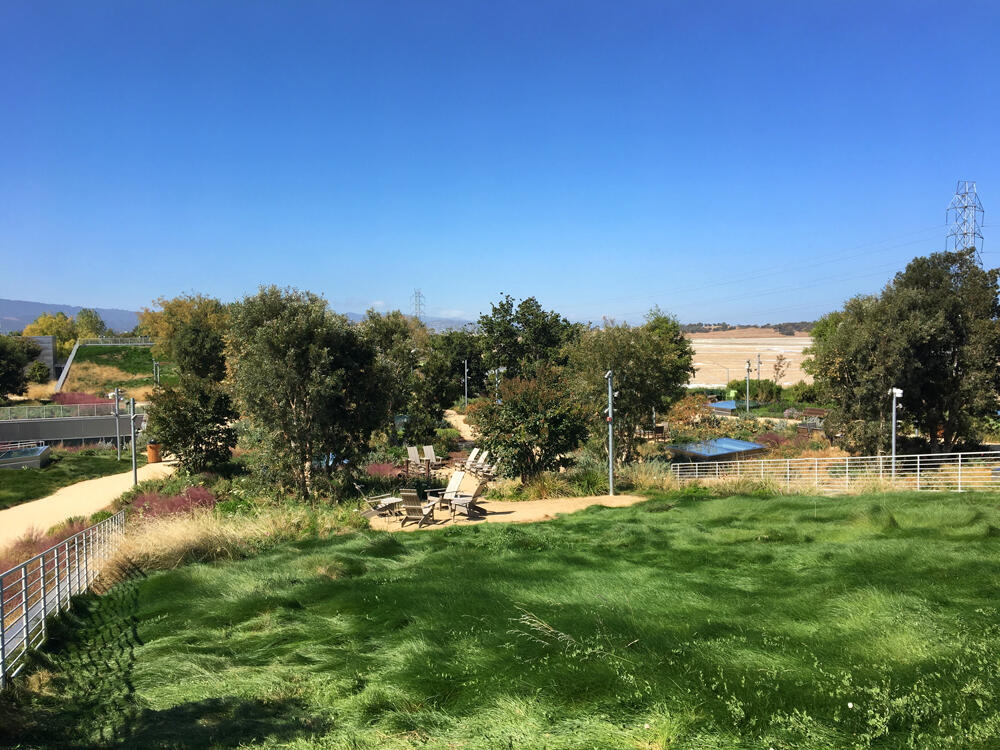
[604,370,612,380]
[890,387,903,398]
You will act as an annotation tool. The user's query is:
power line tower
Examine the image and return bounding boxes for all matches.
[411,289,425,322]
[946,181,984,261]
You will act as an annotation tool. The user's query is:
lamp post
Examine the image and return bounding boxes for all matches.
[889,387,902,482]
[605,370,614,496]
[756,353,761,385]
[129,397,138,486]
[745,360,751,414]
[464,359,468,409]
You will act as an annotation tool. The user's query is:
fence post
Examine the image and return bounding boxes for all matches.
[845,456,850,491]
[0,576,7,688]
[20,566,29,653]
[815,458,819,488]
[917,455,921,491]
[786,459,790,488]
[40,555,47,637]
[73,536,80,596]
[55,545,62,611]
[958,454,963,492]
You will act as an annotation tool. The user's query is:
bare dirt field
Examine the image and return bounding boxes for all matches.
[687,328,813,386]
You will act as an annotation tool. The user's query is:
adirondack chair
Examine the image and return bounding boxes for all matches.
[450,475,487,519]
[470,450,491,477]
[399,488,435,528]
[461,447,480,471]
[354,483,401,518]
[422,445,446,470]
[426,471,466,512]
[405,445,425,476]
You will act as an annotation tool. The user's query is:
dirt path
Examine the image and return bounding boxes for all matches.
[0,462,176,548]
[444,409,477,442]
[368,493,647,532]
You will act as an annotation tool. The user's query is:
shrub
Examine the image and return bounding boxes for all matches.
[131,485,217,518]
[52,392,108,405]
[26,361,49,384]
[434,427,461,455]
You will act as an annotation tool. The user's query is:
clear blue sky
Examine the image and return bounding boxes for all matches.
[2,1,998,324]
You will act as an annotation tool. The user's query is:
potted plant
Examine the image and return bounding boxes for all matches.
[145,429,162,464]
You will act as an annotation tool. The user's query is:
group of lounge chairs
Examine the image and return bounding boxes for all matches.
[363,470,488,528]
[364,446,496,529]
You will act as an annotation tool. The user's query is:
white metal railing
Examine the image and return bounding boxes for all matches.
[671,450,1000,492]
[0,440,46,451]
[0,510,126,687]
[0,403,147,421]
[77,337,153,346]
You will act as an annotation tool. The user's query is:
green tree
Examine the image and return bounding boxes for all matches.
[145,375,237,472]
[478,295,577,379]
[567,310,694,463]
[807,249,1000,453]
[173,320,226,381]
[27,361,50,384]
[22,312,76,358]
[0,336,41,401]
[75,308,109,338]
[466,365,588,482]
[422,328,486,407]
[139,294,230,361]
[228,287,390,501]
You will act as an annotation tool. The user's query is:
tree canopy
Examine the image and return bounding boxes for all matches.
[22,312,76,358]
[806,249,1000,453]
[0,336,41,402]
[478,295,578,379]
[227,287,390,500]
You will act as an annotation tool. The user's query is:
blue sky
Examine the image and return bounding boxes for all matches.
[2,1,997,324]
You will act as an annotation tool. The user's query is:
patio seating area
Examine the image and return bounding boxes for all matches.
[360,464,489,528]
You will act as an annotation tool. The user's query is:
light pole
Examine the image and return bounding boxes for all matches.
[605,370,614,496]
[111,387,122,460]
[889,387,902,482]
[129,397,138,486]
[464,359,468,409]
[756,353,761,385]
[745,360,751,414]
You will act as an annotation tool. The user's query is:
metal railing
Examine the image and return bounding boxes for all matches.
[0,403,147,421]
[0,440,45,451]
[77,337,153,346]
[671,450,1000,492]
[0,510,126,688]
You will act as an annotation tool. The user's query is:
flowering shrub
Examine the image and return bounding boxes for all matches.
[131,486,217,518]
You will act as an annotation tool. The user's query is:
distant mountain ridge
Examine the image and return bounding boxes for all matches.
[0,298,473,334]
[0,298,141,333]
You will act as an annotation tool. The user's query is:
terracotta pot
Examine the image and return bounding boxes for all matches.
[146,442,162,463]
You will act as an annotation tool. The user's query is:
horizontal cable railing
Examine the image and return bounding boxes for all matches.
[0,403,147,421]
[77,337,153,346]
[671,450,1000,492]
[0,510,126,688]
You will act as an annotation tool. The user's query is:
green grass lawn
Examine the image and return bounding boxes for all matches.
[0,449,147,510]
[72,346,178,389]
[7,490,1000,748]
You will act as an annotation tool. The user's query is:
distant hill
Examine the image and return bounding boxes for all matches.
[680,321,815,336]
[0,298,140,333]
[0,298,473,335]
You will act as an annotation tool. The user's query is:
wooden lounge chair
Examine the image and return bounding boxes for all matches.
[470,450,491,477]
[461,447,480,471]
[400,488,435,528]
[449,474,488,519]
[354,483,401,518]
[422,445,446,470]
[406,445,425,475]
[426,471,467,512]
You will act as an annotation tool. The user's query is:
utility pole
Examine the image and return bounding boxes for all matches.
[129,397,138,486]
[756,353,761,385]
[745,360,751,414]
[605,370,615,496]
[889,387,902,482]
[946,181,985,261]
[463,359,468,409]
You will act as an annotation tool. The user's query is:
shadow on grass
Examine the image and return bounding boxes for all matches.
[0,559,332,749]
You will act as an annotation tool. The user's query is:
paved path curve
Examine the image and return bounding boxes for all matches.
[0,462,176,549]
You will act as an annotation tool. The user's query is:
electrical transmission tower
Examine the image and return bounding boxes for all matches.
[946,181,984,260]
[411,289,425,321]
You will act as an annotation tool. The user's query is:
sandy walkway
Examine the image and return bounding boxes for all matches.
[368,493,646,532]
[0,462,176,547]
[444,409,477,442]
